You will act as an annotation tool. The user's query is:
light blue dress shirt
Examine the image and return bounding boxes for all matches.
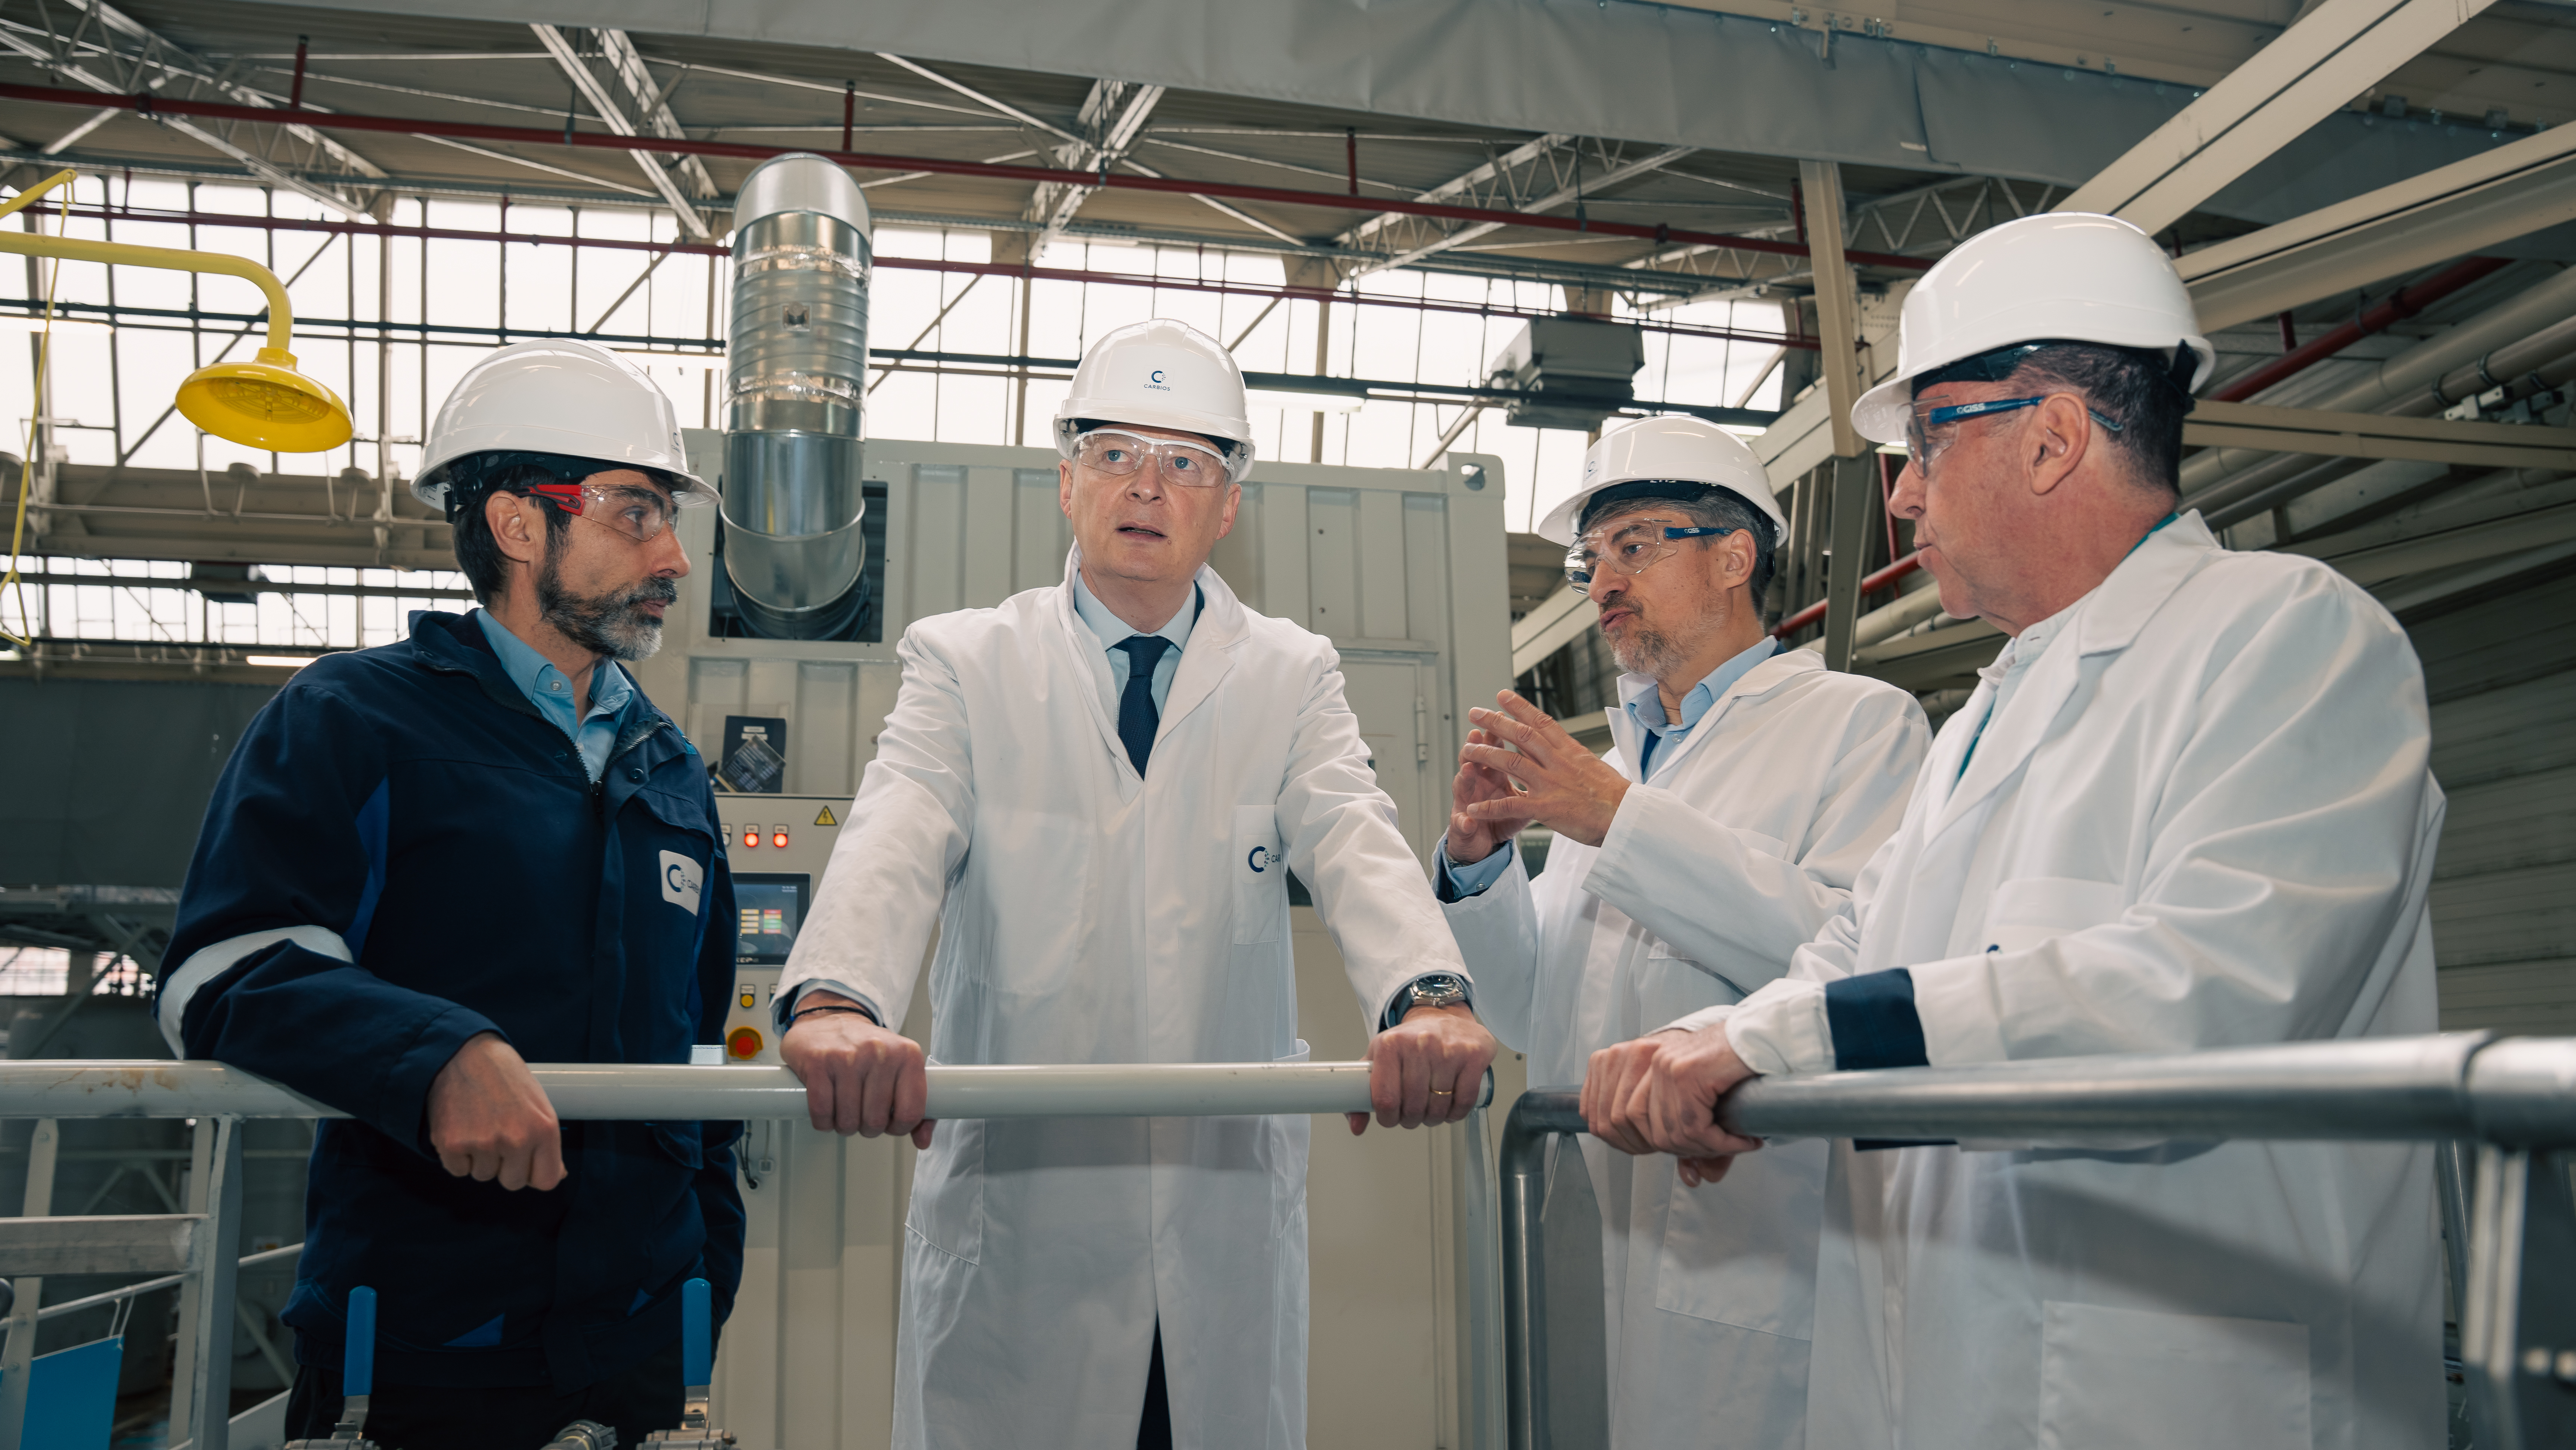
[473,609,636,783]
[1068,570,1198,714]
[1438,635,1779,899]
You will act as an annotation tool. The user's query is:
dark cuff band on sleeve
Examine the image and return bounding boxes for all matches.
[1822,969,1947,1153]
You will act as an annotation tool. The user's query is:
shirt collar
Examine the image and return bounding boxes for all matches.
[1618,635,1778,740]
[1069,570,1200,656]
[472,608,629,719]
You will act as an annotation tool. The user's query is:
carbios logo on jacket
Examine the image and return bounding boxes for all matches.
[659,850,704,915]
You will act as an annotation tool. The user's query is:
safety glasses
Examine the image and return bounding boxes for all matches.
[1563,517,1736,588]
[528,481,685,544]
[1070,428,1231,489]
[1903,394,2125,483]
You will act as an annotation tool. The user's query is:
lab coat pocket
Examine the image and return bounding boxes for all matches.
[1981,876,2127,955]
[1650,1136,1827,1341]
[2037,1301,2310,1450]
[1233,803,1288,946]
[1268,1040,1311,1240]
[905,1096,985,1266]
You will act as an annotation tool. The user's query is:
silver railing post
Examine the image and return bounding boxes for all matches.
[0,1118,60,1450]
[1498,1091,1582,1450]
[168,1116,242,1450]
[2462,1146,2576,1450]
[1452,1103,1505,1450]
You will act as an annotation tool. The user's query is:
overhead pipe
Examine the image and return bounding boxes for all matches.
[719,154,873,639]
[0,81,1934,272]
[2182,263,2576,499]
[2207,256,2511,404]
[18,203,1813,352]
[2193,310,2576,528]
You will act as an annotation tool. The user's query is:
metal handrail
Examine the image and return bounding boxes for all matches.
[0,1059,1463,1121]
[1497,1030,2576,1450]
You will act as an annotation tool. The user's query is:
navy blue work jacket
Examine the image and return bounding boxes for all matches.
[161,608,743,1391]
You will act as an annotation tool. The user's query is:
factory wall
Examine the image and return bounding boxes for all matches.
[0,679,278,887]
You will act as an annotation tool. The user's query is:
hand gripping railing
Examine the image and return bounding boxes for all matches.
[0,1059,1496,1450]
[1500,1031,2576,1450]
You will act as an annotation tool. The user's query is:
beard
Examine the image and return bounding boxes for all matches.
[1606,592,1725,679]
[537,557,678,663]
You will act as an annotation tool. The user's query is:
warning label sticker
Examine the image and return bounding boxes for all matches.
[814,805,839,827]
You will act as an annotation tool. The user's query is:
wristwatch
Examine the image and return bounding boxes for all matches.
[1396,972,1471,1014]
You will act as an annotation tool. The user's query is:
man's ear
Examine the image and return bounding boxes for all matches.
[1058,459,1076,520]
[2025,393,2092,498]
[486,490,548,568]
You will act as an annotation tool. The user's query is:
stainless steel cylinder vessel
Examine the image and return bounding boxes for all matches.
[722,153,871,638]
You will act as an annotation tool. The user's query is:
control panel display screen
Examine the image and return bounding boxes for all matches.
[733,874,809,966]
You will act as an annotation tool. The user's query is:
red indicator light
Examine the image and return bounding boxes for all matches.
[742,829,759,849]
[772,829,789,849]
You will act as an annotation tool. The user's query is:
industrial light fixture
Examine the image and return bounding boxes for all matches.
[0,171,355,453]
[245,655,314,668]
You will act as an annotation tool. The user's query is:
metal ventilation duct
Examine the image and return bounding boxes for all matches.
[722,153,872,639]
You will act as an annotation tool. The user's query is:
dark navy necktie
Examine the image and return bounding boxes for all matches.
[1113,635,1171,775]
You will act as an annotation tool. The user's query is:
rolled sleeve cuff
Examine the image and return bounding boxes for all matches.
[774,978,885,1034]
[1435,837,1514,902]
[1720,977,1834,1076]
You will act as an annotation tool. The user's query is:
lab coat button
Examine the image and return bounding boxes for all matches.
[627,766,645,783]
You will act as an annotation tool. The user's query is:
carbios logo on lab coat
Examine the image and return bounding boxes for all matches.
[1246,845,1278,874]
[659,850,704,915]
[1145,368,1171,393]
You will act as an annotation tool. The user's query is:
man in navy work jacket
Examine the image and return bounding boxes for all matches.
[157,340,743,1449]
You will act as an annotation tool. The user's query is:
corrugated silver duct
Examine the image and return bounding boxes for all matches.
[722,153,871,639]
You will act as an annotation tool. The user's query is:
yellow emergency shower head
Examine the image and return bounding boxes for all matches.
[0,170,355,453]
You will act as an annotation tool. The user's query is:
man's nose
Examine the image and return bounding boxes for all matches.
[652,524,690,577]
[1587,572,1625,607]
[1887,461,1929,520]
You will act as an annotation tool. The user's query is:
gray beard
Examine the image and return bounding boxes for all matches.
[1608,588,1735,679]
[537,561,677,663]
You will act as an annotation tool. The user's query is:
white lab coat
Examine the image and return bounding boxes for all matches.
[1712,513,2446,1450]
[781,551,1464,1450]
[1441,647,1927,1449]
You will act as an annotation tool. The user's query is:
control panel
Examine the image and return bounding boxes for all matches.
[711,793,847,1065]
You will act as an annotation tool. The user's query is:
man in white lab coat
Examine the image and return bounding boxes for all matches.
[1437,417,1927,1448]
[1608,213,2446,1449]
[772,318,1498,1450]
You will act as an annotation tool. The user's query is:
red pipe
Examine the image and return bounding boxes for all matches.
[1771,552,1922,641]
[38,201,1821,350]
[0,81,1932,271]
[841,81,854,155]
[290,37,309,111]
[2211,255,2510,403]
[1345,127,1358,197]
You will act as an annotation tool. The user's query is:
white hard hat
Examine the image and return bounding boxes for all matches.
[1053,318,1256,482]
[1850,212,2215,445]
[1535,414,1788,546]
[413,339,710,512]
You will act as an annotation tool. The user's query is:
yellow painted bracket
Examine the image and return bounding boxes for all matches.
[0,169,354,452]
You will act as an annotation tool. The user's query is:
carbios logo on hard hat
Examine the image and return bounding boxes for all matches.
[1144,368,1172,393]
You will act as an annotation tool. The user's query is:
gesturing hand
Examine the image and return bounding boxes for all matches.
[1459,690,1632,849]
[427,1031,567,1192]
[1447,721,1533,867]
[1351,1004,1498,1135]
[1589,1020,1765,1187]
[779,991,936,1148]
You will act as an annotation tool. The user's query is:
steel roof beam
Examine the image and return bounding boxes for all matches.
[0,4,381,217]
[2063,0,2501,236]
[1371,143,1694,273]
[1030,80,1166,244]
[530,25,709,238]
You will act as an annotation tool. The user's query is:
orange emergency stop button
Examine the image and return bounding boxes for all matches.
[726,1026,764,1060]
